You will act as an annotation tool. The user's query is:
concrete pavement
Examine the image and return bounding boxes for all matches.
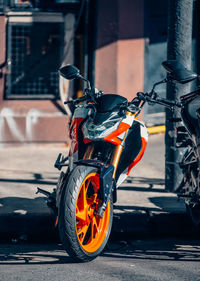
[0,134,195,242]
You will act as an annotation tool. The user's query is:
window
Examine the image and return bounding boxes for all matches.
[6,13,64,99]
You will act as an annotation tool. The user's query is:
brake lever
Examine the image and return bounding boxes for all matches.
[147,96,173,110]
[64,99,74,104]
[64,95,87,104]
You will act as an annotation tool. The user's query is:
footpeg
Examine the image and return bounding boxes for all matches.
[36,187,57,214]
[54,153,69,170]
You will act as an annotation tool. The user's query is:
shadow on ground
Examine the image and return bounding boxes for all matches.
[104,237,200,262]
[0,237,200,265]
[0,196,57,242]
[0,244,74,264]
[0,172,57,186]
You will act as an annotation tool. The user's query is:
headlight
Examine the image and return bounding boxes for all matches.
[82,119,120,140]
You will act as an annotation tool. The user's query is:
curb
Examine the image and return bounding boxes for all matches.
[147,125,165,135]
[112,211,195,237]
[0,212,58,242]
[0,209,196,243]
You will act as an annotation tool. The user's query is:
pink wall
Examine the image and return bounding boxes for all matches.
[0,16,69,144]
[96,39,144,101]
[95,0,145,106]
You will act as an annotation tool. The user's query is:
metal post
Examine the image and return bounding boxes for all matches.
[165,0,194,192]
[84,0,89,79]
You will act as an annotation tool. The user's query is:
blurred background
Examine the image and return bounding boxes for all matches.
[0,0,199,144]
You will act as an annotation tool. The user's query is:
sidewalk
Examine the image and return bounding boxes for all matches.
[0,134,194,242]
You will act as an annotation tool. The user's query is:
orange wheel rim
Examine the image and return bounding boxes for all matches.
[75,172,110,253]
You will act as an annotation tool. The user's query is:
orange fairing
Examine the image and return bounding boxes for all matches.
[104,122,130,145]
[127,137,147,175]
[69,118,83,156]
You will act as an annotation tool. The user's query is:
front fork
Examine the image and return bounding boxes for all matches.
[82,128,127,217]
[83,143,123,177]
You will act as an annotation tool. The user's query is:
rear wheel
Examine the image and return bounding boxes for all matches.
[182,148,200,230]
[186,202,200,230]
[58,165,113,262]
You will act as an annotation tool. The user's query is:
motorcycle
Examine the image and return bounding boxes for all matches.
[39,60,200,262]
[158,61,200,230]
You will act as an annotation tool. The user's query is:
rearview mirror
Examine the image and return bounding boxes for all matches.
[162,60,197,84]
[59,65,80,80]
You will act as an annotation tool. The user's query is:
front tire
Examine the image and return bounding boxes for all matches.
[58,165,113,262]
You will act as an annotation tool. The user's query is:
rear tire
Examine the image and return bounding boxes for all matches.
[186,202,200,230]
[58,165,113,262]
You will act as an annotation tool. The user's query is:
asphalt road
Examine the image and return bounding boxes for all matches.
[0,236,200,281]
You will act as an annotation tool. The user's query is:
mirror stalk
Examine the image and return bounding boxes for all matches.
[78,75,91,90]
[150,78,169,96]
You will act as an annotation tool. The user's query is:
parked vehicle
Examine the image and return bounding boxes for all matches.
[39,60,200,262]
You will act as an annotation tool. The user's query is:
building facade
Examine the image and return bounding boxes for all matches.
[1,0,197,144]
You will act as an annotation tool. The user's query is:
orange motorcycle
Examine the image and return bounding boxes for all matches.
[42,60,199,262]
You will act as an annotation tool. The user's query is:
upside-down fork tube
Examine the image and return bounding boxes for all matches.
[110,144,124,179]
[110,122,129,179]
[83,144,94,159]
[83,139,124,180]
[110,111,135,179]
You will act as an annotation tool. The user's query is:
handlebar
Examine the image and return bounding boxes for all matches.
[64,88,182,115]
[136,92,182,109]
[64,88,103,105]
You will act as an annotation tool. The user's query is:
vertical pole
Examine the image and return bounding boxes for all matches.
[84,0,89,79]
[165,0,194,192]
[195,0,200,77]
[88,0,97,88]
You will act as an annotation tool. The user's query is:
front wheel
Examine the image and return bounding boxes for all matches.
[58,165,113,262]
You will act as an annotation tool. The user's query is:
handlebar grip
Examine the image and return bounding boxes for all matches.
[64,100,74,104]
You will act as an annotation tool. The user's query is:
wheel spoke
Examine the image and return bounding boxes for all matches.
[87,193,98,205]
[76,206,87,221]
[77,224,89,243]
[93,216,99,234]
[82,181,88,208]
[93,193,98,203]
[77,180,90,219]
[85,179,91,191]
[90,216,99,241]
